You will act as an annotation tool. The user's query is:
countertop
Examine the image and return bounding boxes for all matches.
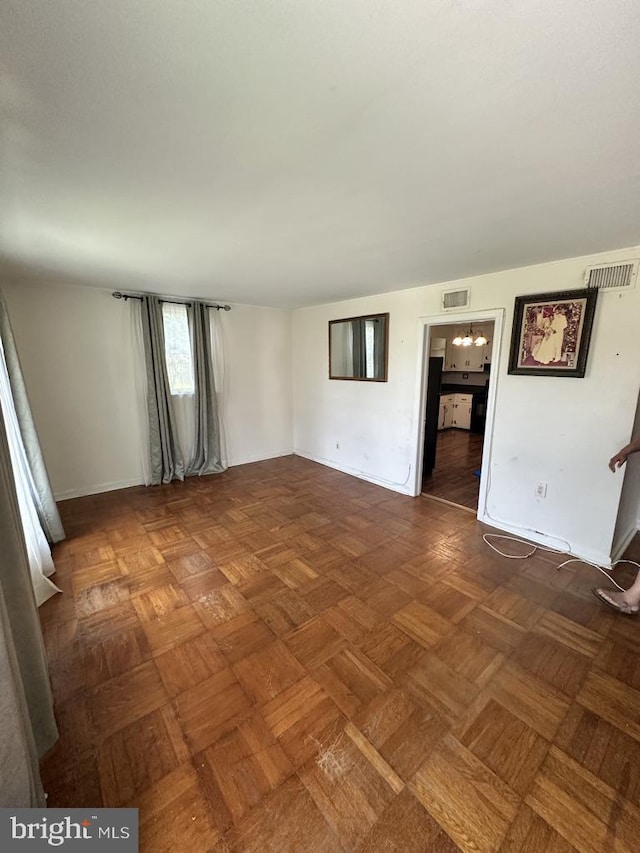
[440,383,488,396]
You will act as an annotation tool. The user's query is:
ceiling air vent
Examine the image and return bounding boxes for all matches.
[584,260,638,292]
[441,287,470,311]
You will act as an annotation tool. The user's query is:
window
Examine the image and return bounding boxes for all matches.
[162,303,194,395]
[328,313,389,381]
[365,319,376,378]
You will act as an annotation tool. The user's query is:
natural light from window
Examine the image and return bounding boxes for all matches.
[365,319,375,379]
[162,303,194,395]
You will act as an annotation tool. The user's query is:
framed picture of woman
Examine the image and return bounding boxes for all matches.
[508,288,598,377]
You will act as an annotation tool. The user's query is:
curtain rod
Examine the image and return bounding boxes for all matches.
[112,291,231,311]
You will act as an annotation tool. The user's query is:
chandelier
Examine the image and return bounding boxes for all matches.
[452,326,488,347]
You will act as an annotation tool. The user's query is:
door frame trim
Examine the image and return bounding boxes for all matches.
[410,308,505,521]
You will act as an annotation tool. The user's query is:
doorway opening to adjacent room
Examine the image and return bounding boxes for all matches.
[411,309,504,517]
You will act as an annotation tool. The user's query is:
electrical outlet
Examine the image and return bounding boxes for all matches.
[535,481,548,499]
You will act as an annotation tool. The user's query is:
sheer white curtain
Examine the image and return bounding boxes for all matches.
[0,338,59,607]
[162,303,196,468]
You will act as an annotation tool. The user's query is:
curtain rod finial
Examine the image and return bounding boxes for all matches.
[112,291,124,300]
[223,304,231,311]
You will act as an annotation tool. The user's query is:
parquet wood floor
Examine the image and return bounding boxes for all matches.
[422,429,484,510]
[39,455,640,852]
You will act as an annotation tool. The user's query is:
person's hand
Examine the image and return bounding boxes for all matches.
[609,451,628,472]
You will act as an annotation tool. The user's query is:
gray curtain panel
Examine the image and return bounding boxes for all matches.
[0,290,65,544]
[352,319,367,378]
[373,316,385,379]
[0,403,58,807]
[140,295,185,485]
[188,302,226,476]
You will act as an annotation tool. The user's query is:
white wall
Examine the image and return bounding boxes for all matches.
[221,303,293,466]
[611,391,640,561]
[293,246,640,566]
[4,248,639,567]
[2,281,293,499]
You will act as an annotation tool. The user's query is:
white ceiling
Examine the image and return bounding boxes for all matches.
[1,1,639,309]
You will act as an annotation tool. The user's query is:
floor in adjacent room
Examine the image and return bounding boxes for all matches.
[40,455,640,852]
[422,429,484,511]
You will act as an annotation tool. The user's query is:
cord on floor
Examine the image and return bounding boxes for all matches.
[482,533,639,593]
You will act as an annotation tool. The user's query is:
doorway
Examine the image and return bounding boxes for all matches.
[411,309,504,518]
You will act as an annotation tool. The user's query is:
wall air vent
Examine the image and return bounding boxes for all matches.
[441,287,470,311]
[584,260,638,292]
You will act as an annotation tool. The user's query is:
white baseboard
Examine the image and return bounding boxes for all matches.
[54,451,295,501]
[294,449,412,496]
[226,449,293,467]
[478,511,613,569]
[55,477,144,501]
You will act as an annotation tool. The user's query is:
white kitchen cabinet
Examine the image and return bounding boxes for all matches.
[438,394,455,430]
[430,336,447,358]
[445,398,456,429]
[467,346,485,372]
[451,393,472,429]
[444,341,486,372]
[440,393,472,430]
[444,341,461,371]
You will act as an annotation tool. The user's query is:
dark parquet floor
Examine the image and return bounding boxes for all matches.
[39,455,640,852]
[422,429,484,511]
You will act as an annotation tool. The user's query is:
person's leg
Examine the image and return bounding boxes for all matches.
[595,570,640,613]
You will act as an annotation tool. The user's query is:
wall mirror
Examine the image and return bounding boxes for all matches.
[329,313,389,381]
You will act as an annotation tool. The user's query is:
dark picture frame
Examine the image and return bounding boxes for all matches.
[508,288,598,378]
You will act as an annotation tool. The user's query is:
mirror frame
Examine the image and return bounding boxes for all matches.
[328,312,389,382]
